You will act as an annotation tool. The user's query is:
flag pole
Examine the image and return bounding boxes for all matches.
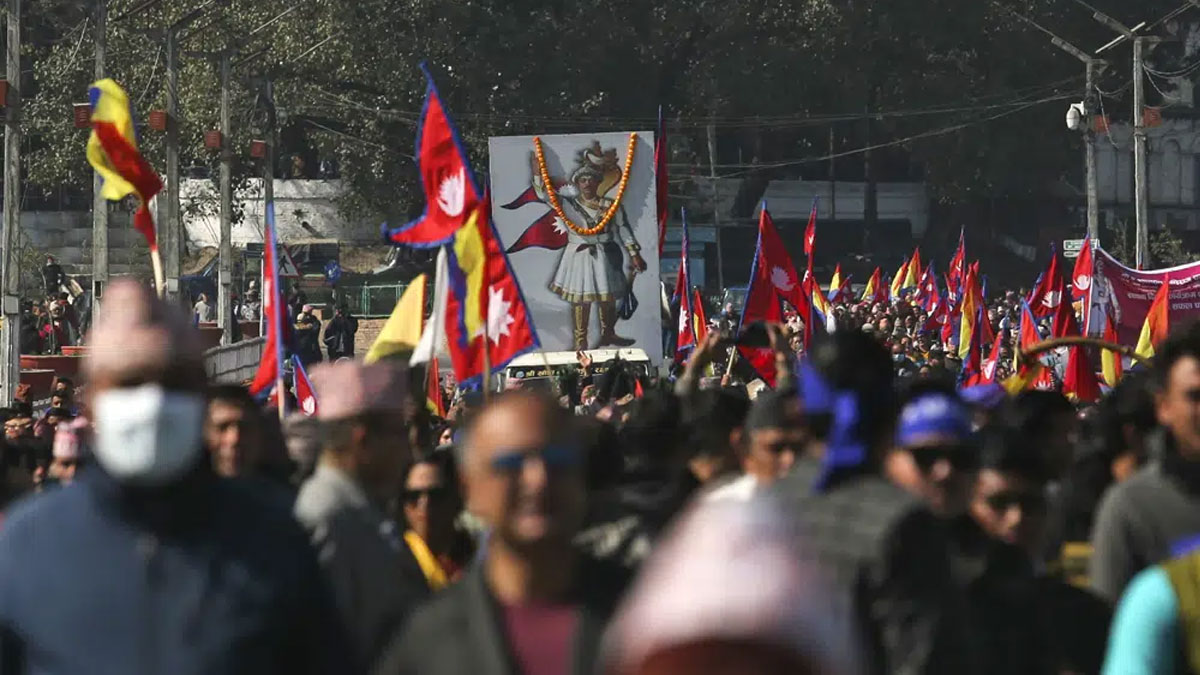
[149,247,165,298]
[482,313,492,403]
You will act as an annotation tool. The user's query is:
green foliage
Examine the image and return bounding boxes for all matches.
[20,0,1193,227]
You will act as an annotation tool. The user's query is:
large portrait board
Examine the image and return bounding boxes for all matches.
[489,131,662,363]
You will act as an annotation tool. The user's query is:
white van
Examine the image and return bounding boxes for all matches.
[500,349,652,391]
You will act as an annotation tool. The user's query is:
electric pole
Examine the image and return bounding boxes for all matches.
[1092,7,1156,268]
[92,0,107,315]
[706,121,723,289]
[163,27,180,299]
[0,0,20,405]
[1007,8,1103,242]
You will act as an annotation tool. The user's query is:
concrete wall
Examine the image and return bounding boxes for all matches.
[204,337,265,384]
[182,178,380,248]
[1096,118,1200,231]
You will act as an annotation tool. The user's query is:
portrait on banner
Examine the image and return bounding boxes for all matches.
[488,131,662,363]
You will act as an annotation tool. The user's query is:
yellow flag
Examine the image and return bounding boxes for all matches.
[364,274,427,364]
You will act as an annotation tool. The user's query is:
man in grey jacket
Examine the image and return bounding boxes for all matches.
[1090,323,1200,602]
[295,361,426,670]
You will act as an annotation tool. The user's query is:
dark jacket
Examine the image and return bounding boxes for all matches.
[772,456,977,675]
[374,555,629,675]
[294,313,323,365]
[0,464,355,675]
[323,314,358,360]
[1089,430,1200,602]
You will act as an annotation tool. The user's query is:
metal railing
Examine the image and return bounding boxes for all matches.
[204,336,265,384]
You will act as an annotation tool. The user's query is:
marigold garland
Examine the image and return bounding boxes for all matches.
[533,132,637,236]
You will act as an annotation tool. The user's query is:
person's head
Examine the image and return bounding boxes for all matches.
[42,407,72,431]
[197,293,208,304]
[49,393,67,410]
[885,384,976,517]
[1104,372,1157,480]
[437,424,455,448]
[573,166,603,199]
[313,361,411,500]
[1002,390,1076,479]
[83,280,208,486]
[618,392,684,483]
[282,412,322,482]
[204,385,265,478]
[53,377,73,399]
[463,390,584,554]
[45,255,54,265]
[742,388,803,484]
[969,422,1049,555]
[57,292,69,303]
[401,448,462,546]
[49,417,89,485]
[1154,323,1200,459]
[804,331,897,461]
[301,303,314,317]
[247,289,259,301]
[335,303,347,317]
[684,389,750,484]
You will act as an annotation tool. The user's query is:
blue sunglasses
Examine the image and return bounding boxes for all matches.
[489,444,581,473]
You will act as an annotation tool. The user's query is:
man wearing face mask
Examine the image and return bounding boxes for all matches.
[0,280,353,674]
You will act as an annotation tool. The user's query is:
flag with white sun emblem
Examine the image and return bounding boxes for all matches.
[382,64,480,248]
[445,191,540,385]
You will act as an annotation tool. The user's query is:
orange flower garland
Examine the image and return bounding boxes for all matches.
[533,132,637,237]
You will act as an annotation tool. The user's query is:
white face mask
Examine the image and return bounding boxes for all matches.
[92,384,206,485]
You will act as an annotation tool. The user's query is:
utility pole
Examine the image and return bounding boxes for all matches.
[1091,7,1155,268]
[706,122,723,289]
[218,49,233,344]
[92,0,107,315]
[1007,8,1104,242]
[263,77,275,212]
[0,0,19,405]
[163,27,181,299]
[829,125,836,225]
[1132,37,1151,269]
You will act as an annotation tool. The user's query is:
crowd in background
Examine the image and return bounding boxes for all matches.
[0,276,1194,674]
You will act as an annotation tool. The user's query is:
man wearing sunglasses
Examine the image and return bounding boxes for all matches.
[885,386,977,518]
[379,390,629,675]
[294,360,422,671]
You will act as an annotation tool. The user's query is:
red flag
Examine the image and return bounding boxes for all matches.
[673,211,697,363]
[803,198,818,258]
[383,65,481,247]
[914,263,940,311]
[655,107,669,259]
[1052,293,1082,339]
[250,204,288,407]
[1054,300,1101,402]
[961,308,985,385]
[861,267,887,305]
[1102,314,1123,387]
[691,287,709,344]
[506,210,567,253]
[292,355,318,417]
[443,193,541,384]
[1028,247,1064,318]
[737,209,790,386]
[756,206,810,319]
[947,228,966,292]
[922,299,948,335]
[1072,237,1095,334]
[634,378,645,399]
[979,329,1005,384]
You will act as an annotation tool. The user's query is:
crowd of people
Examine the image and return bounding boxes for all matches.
[0,275,1195,674]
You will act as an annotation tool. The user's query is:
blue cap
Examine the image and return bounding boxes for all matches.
[960,383,1006,410]
[895,393,971,447]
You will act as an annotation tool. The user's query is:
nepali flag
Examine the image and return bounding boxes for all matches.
[383,64,481,248]
[922,299,948,335]
[292,355,318,417]
[914,262,940,311]
[444,192,541,384]
[1052,297,1102,403]
[803,198,818,259]
[1071,236,1095,335]
[1027,246,1064,318]
[737,206,791,386]
[249,203,290,407]
[673,210,697,363]
[947,227,966,292]
[978,328,1005,384]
